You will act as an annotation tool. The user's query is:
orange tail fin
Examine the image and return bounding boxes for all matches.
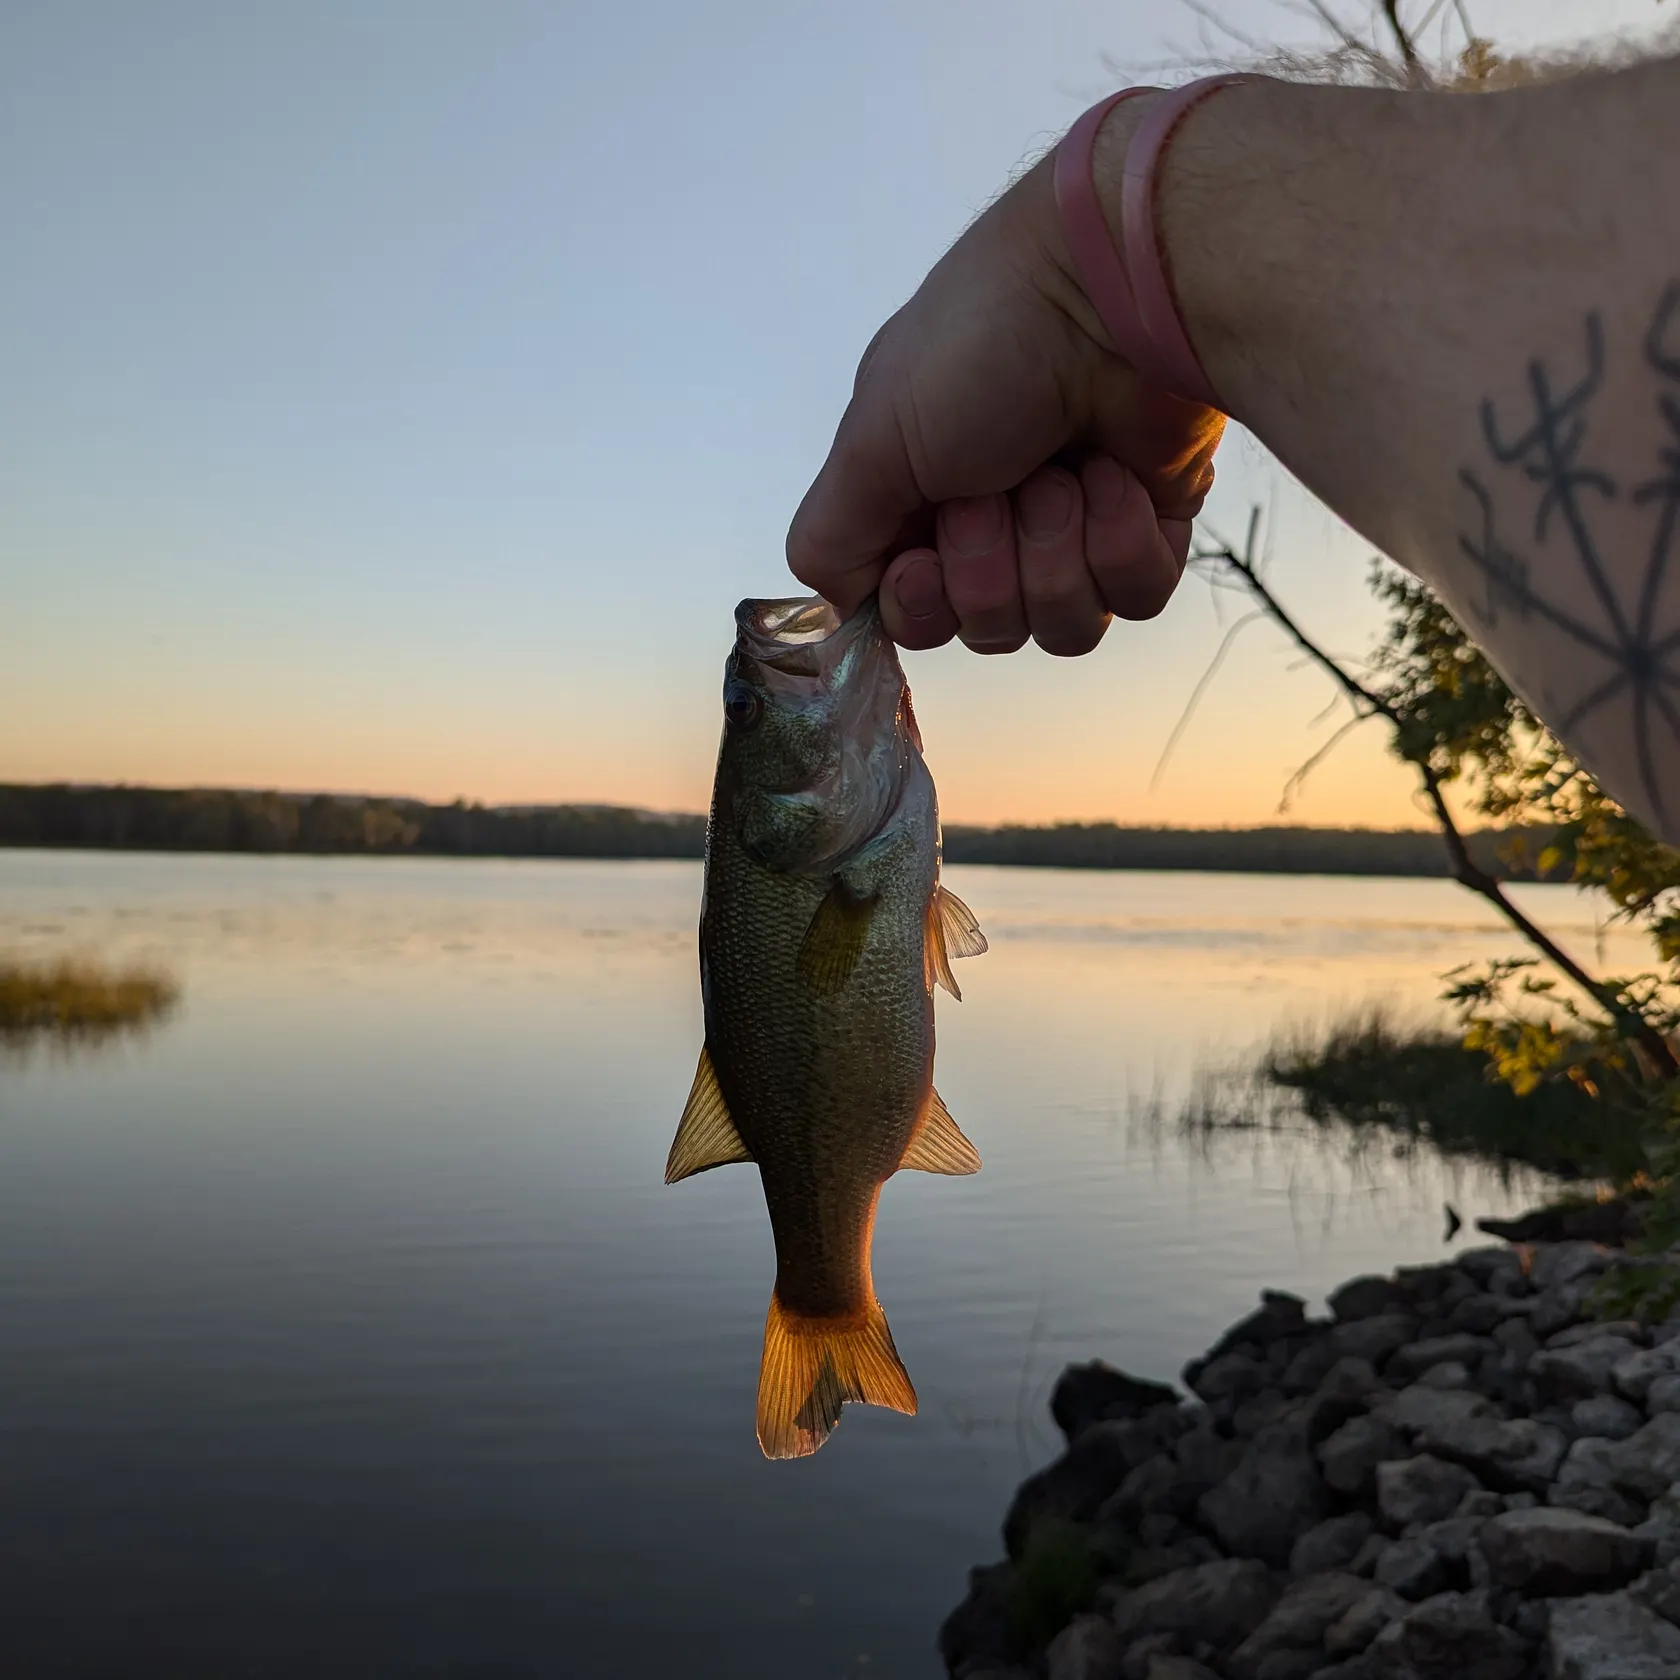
[756,1293,917,1459]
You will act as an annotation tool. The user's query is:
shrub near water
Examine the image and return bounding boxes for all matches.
[0,958,179,1049]
[1262,1008,1653,1183]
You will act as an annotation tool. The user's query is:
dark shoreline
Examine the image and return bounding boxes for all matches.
[944,1219,1680,1680]
[0,783,1567,882]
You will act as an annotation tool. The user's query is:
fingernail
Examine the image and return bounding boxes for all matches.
[1084,455,1132,518]
[942,495,1005,556]
[895,555,946,621]
[1018,473,1073,541]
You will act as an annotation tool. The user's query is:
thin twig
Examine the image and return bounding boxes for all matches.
[1194,515,1680,1081]
[1151,610,1267,791]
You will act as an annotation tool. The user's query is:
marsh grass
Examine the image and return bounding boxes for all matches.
[0,957,180,1053]
[1161,1006,1644,1186]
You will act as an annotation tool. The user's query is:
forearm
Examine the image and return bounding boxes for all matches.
[1135,66,1680,834]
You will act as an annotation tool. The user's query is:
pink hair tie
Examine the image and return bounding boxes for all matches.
[1053,75,1250,411]
[1051,89,1157,376]
[1120,74,1251,411]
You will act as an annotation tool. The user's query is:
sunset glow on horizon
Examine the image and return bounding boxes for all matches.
[5,0,1659,834]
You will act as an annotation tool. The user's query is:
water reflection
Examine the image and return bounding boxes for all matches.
[0,851,1605,1679]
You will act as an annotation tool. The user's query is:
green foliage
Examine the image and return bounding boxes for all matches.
[1355,559,1680,1227]
[1264,1007,1651,1181]
[1008,1520,1099,1649]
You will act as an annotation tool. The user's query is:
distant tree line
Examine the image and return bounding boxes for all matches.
[0,782,1571,880]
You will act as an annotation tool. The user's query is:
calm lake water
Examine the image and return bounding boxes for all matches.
[0,851,1643,1679]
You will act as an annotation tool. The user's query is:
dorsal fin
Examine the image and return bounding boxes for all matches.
[899,1086,981,1175]
[924,883,988,999]
[664,1045,753,1183]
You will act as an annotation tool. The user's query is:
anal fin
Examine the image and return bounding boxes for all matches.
[899,1086,981,1175]
[757,1293,916,1459]
[664,1045,753,1183]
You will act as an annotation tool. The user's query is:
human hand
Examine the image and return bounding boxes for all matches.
[786,103,1225,656]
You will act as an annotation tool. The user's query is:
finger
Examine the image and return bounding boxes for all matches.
[1081,455,1186,622]
[879,549,960,650]
[938,494,1028,654]
[1014,467,1109,657]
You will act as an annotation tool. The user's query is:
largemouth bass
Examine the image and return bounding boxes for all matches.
[665,596,986,1459]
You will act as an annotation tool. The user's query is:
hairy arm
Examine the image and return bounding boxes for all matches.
[1170,66,1680,838]
[787,57,1680,842]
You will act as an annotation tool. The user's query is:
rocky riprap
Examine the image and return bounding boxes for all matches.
[940,1238,1680,1680]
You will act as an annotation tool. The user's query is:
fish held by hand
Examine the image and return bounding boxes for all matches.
[666,596,986,1458]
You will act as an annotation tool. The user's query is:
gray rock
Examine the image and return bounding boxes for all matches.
[1249,1654,1319,1680]
[1456,1487,1506,1519]
[1199,1423,1333,1568]
[1046,1613,1128,1680]
[1534,1282,1590,1339]
[1565,1415,1680,1503]
[1331,1275,1409,1322]
[1333,1313,1420,1367]
[1362,1588,1532,1679]
[1382,1383,1499,1437]
[1318,1414,1406,1498]
[1633,1484,1680,1569]
[1631,1559,1680,1626]
[1290,1511,1375,1577]
[1373,1534,1450,1600]
[1119,1632,1179,1680]
[1141,1659,1219,1680]
[1531,1337,1644,1403]
[1647,1374,1680,1415]
[1323,1585,1408,1655]
[1445,1292,1511,1335]
[1506,1491,1540,1511]
[1185,1350,1267,1406]
[1108,1558,1281,1650]
[1377,1455,1480,1528]
[1194,1291,1311,1365]
[1388,1335,1498,1382]
[1532,1242,1616,1292]
[1417,1411,1567,1494]
[1349,1533,1390,1577]
[1551,1320,1646,1350]
[1574,1395,1647,1441]
[1550,1478,1649,1530]
[1614,1342,1680,1406]
[1546,1591,1680,1678]
[1230,1572,1375,1675]
[1279,1337,1342,1397]
[1231,1390,1295,1439]
[1003,1422,1139,1557]
[1052,1362,1184,1442]
[939,1562,1020,1676]
[1492,1316,1541,1366]
[1416,1361,1472,1390]
[1480,1507,1653,1596]
[1457,1246,1522,1287]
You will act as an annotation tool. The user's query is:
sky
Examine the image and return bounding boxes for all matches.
[3,0,1673,829]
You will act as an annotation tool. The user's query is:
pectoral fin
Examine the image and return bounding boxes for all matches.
[796,879,878,997]
[899,1086,981,1175]
[664,1045,753,1183]
[924,883,988,999]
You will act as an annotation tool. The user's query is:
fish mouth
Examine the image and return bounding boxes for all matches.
[734,596,878,677]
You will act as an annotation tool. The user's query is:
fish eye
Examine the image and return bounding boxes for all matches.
[723,689,763,732]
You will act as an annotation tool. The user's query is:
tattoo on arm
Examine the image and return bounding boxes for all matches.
[1457,281,1680,827]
